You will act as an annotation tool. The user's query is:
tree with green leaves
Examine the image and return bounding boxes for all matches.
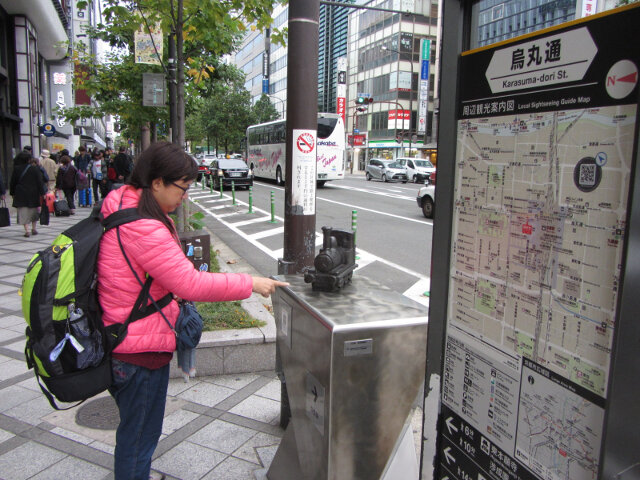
[252,93,281,123]
[70,0,286,148]
[201,70,254,154]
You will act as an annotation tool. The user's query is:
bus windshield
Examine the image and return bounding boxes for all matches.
[317,117,338,139]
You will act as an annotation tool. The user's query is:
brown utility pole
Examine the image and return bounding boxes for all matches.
[279,0,320,274]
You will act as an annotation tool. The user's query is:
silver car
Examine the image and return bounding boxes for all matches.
[365,158,408,183]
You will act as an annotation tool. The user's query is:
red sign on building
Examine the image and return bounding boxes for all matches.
[337,97,346,125]
[348,134,367,146]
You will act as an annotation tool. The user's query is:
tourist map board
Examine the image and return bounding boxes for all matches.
[439,7,639,480]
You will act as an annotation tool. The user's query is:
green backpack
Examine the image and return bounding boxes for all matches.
[21,204,172,409]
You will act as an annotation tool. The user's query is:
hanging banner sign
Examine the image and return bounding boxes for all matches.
[135,23,162,65]
[441,6,640,480]
[292,129,317,215]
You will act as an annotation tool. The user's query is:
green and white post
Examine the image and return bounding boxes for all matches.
[352,210,357,246]
[269,191,277,223]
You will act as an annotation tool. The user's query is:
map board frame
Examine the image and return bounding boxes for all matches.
[423,4,640,480]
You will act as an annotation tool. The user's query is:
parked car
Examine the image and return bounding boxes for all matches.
[195,156,209,181]
[416,184,436,218]
[365,158,408,183]
[207,158,253,189]
[397,157,436,183]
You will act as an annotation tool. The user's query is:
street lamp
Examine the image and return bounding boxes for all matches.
[382,45,415,157]
[268,95,286,119]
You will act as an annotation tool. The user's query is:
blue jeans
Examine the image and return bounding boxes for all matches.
[109,359,170,480]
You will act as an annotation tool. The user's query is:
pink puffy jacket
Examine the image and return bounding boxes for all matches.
[97,186,253,354]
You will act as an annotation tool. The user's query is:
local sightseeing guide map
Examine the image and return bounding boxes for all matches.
[444,104,635,480]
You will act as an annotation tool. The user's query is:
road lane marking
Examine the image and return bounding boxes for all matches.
[250,181,433,225]
[232,216,274,227]
[249,227,285,240]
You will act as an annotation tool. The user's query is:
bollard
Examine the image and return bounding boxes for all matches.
[248,186,254,213]
[209,173,213,193]
[202,174,205,190]
[269,191,277,223]
[231,181,236,205]
[352,210,357,246]
[219,175,223,198]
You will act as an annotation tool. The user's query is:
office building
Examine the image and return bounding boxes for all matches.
[233,1,352,117]
[346,0,441,166]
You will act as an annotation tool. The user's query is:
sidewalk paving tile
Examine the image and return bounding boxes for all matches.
[153,441,227,480]
[228,395,280,425]
[0,441,67,480]
[30,455,110,480]
[188,419,256,454]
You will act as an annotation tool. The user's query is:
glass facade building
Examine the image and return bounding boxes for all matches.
[470,0,576,48]
[318,1,351,113]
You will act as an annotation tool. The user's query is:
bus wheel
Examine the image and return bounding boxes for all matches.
[276,167,283,186]
[317,180,326,188]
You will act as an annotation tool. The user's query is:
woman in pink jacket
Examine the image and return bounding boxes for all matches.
[98,141,287,480]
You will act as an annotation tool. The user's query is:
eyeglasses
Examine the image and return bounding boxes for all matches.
[170,182,191,194]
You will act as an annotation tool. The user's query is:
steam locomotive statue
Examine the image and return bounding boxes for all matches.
[304,227,357,292]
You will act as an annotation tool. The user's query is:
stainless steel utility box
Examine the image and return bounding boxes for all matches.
[268,274,428,480]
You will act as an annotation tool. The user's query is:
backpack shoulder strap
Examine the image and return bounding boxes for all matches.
[18,165,30,182]
[102,208,141,231]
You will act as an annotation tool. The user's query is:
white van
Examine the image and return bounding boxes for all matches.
[397,157,436,183]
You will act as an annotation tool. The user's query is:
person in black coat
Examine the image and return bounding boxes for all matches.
[55,155,77,214]
[10,151,44,237]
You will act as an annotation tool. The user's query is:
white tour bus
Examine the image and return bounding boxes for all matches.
[246,113,346,187]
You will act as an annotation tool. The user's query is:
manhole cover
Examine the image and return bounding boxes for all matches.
[75,396,120,430]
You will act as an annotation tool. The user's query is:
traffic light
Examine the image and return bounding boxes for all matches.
[355,96,374,105]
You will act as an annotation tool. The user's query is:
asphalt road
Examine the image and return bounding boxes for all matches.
[191,173,434,307]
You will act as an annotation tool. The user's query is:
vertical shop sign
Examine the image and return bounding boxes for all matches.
[337,57,347,125]
[418,39,430,134]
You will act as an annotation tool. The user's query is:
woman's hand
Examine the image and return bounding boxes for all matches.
[252,277,289,297]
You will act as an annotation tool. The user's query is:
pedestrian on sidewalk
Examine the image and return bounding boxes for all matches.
[9,151,45,237]
[98,141,288,480]
[113,145,133,183]
[40,149,58,193]
[89,149,105,202]
[55,155,77,215]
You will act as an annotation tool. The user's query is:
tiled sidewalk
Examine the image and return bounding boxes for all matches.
[0,206,283,480]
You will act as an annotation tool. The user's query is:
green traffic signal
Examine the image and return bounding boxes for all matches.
[355,96,374,105]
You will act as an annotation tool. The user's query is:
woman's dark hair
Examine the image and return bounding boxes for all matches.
[129,141,198,235]
[13,151,31,166]
[59,155,72,165]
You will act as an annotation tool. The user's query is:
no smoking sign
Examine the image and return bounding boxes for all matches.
[296,132,315,153]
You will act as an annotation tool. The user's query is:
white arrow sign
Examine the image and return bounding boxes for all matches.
[485,27,597,94]
[444,446,456,465]
[445,416,459,435]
